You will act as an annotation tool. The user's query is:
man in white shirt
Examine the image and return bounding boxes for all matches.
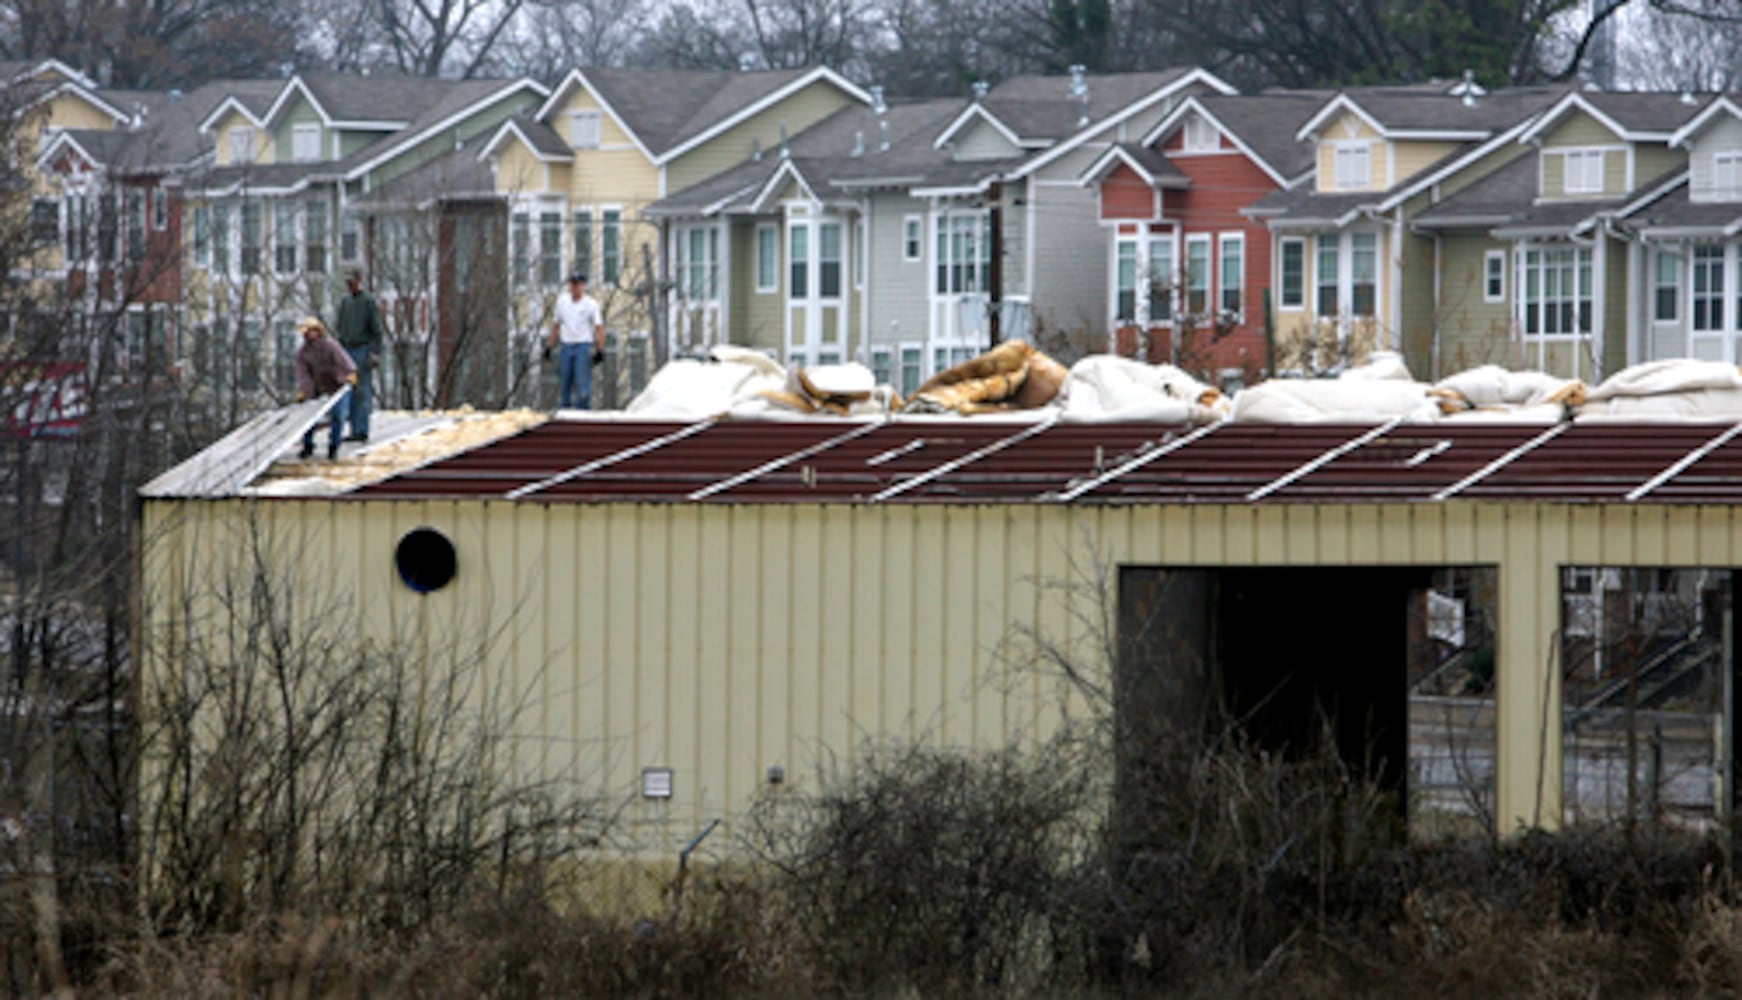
[546,272,606,409]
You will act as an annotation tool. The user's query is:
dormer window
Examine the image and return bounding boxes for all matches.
[1182,114,1217,152]
[1563,149,1604,194]
[1333,142,1371,190]
[1714,151,1742,200]
[292,123,320,163]
[569,110,601,150]
[228,126,256,165]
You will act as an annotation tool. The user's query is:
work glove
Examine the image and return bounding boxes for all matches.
[347,372,359,386]
[542,344,552,362]
[295,393,307,403]
[591,348,604,366]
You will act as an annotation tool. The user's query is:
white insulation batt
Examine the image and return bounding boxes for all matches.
[1056,355,1229,423]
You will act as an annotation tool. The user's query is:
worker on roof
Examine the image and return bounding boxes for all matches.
[294,316,358,461]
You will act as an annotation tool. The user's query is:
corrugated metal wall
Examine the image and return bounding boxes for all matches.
[140,498,1742,852]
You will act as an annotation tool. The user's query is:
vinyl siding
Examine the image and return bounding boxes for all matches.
[1601,230,1629,375]
[1028,181,1111,335]
[146,496,1742,853]
[665,83,860,192]
[1100,163,1158,220]
[1433,233,1520,376]
[273,97,322,162]
[1690,118,1742,201]
[1315,113,1384,192]
[1393,140,1460,185]
[864,195,931,351]
[951,118,1021,160]
[1634,143,1686,191]
[210,108,271,166]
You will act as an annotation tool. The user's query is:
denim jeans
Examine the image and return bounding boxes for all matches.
[344,344,373,437]
[559,342,593,409]
[303,387,350,456]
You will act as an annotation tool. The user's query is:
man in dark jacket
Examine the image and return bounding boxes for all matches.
[295,315,359,460]
[335,268,386,441]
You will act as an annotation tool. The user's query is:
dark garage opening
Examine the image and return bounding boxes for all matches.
[1117,565,1494,841]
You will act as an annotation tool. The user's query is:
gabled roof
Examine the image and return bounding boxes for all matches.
[261,72,460,130]
[1,58,96,88]
[1619,174,1742,238]
[1143,91,1325,185]
[1410,153,1539,229]
[536,65,870,165]
[1669,95,1742,148]
[478,112,572,162]
[38,80,249,176]
[342,76,547,181]
[350,142,499,212]
[1297,83,1560,142]
[1000,67,1237,179]
[1079,143,1190,188]
[12,78,131,124]
[1516,89,1712,145]
[195,79,285,132]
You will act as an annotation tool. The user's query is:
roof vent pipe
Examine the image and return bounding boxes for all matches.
[1681,90,1698,105]
[972,80,989,100]
[879,119,890,152]
[853,130,864,156]
[1068,64,1087,98]
[779,120,788,157]
[752,137,762,162]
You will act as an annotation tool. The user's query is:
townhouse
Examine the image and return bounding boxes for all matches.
[1081,90,1323,382]
[646,67,1234,395]
[1413,90,1702,380]
[190,72,547,407]
[1245,81,1563,377]
[476,66,869,394]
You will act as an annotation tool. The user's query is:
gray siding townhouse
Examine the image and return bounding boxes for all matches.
[647,67,1233,395]
[1622,96,1742,367]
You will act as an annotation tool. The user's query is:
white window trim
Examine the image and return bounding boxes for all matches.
[1145,229,1177,326]
[292,123,321,163]
[1483,249,1506,304]
[569,110,602,150]
[1217,230,1245,322]
[1278,236,1305,311]
[1183,232,1212,318]
[902,214,922,262]
[1652,246,1681,325]
[1312,230,1381,324]
[1332,141,1372,191]
[1182,114,1217,153]
[755,222,778,294]
[1562,148,1605,195]
[228,126,256,165]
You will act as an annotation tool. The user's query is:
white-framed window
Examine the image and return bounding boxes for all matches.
[212,204,231,273]
[292,123,320,163]
[305,198,327,274]
[1519,244,1593,338]
[1484,249,1506,303]
[569,110,602,150]
[1314,230,1379,320]
[1563,149,1605,195]
[1182,114,1218,152]
[240,200,262,274]
[601,207,622,284]
[1278,237,1304,310]
[340,214,360,264]
[788,223,809,297]
[755,223,777,293]
[1115,239,1138,323]
[572,208,593,278]
[1714,151,1742,198]
[510,209,529,284]
[677,224,720,300]
[1147,232,1175,322]
[1184,233,1210,316]
[819,221,843,298]
[191,205,209,268]
[1692,243,1724,332]
[274,201,297,274]
[1333,141,1372,190]
[899,344,923,396]
[903,214,922,261]
[228,126,256,165]
[933,211,989,295]
[1653,248,1679,323]
[1218,232,1244,318]
[538,209,563,286]
[869,345,892,384]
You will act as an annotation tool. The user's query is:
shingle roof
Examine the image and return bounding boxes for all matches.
[52,79,264,173]
[1191,92,1326,178]
[1578,90,1714,134]
[977,69,1195,141]
[297,71,457,124]
[1622,176,1742,234]
[1110,142,1189,184]
[1328,84,1560,134]
[350,142,498,209]
[500,112,571,158]
[579,66,820,157]
[1411,153,1539,228]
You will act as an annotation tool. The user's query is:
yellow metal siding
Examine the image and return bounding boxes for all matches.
[143,498,1742,850]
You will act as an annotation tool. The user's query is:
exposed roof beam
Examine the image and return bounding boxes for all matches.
[506,419,717,500]
[1247,417,1406,502]
[1431,422,1569,501]
[688,421,883,500]
[1052,419,1224,502]
[871,417,1057,502]
[1626,420,1742,502]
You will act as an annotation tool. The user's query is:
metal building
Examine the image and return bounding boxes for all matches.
[140,413,1742,851]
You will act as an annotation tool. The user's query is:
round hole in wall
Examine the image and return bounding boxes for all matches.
[395,527,457,593]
